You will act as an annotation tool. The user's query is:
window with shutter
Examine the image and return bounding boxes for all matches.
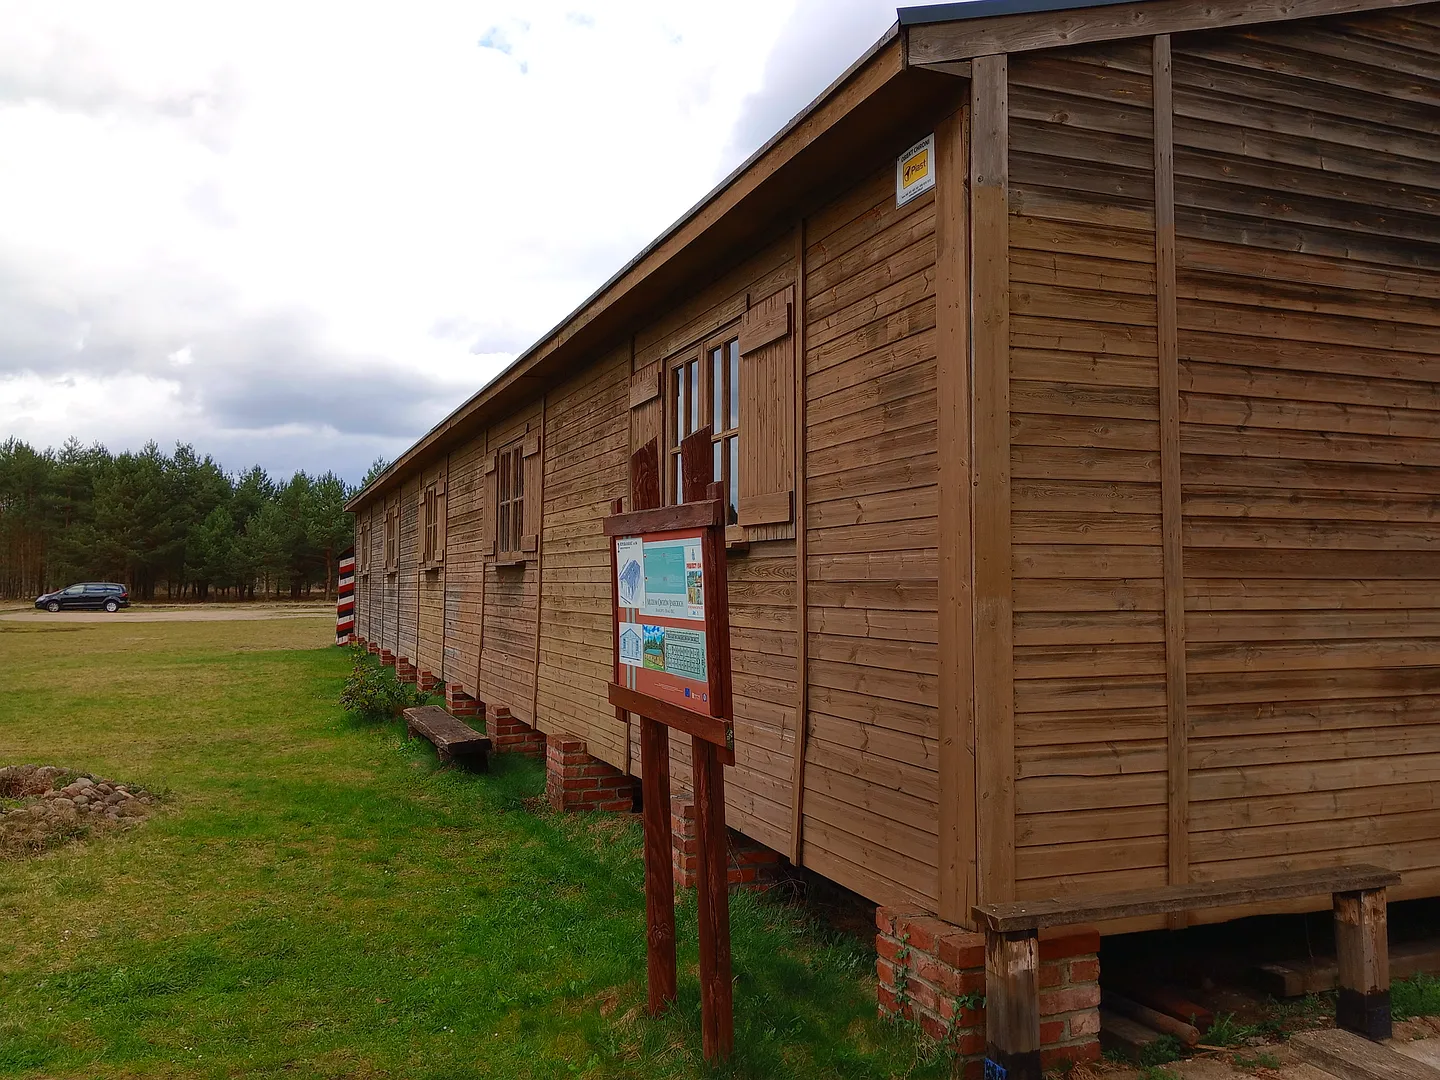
[421,481,445,568]
[665,331,741,524]
[495,443,524,561]
[384,503,399,572]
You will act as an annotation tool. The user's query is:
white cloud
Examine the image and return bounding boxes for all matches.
[0,0,950,483]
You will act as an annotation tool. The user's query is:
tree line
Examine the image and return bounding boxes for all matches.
[0,437,385,602]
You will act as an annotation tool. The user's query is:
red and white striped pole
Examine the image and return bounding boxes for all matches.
[336,547,356,645]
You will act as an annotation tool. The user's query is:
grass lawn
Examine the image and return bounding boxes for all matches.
[0,618,945,1079]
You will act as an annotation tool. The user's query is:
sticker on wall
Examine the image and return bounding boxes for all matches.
[896,133,935,207]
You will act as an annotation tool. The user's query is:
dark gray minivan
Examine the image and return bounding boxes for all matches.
[34,583,130,613]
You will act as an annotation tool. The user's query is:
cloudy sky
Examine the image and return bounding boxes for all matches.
[0,0,939,484]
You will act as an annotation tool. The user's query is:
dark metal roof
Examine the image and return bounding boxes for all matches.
[898,0,1142,26]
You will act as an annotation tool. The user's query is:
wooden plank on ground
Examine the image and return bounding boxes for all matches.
[1254,937,1440,998]
[1290,1028,1439,1080]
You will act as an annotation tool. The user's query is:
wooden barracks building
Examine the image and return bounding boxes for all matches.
[349,0,1440,1042]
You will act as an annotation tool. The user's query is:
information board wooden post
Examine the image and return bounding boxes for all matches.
[620,441,676,1018]
[606,433,736,1063]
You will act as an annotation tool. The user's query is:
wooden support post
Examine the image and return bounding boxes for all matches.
[693,736,734,1062]
[985,927,1042,1080]
[641,716,676,1015]
[1335,888,1391,1041]
[970,51,1015,905]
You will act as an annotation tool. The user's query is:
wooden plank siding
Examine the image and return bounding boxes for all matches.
[1005,40,1171,901]
[477,404,543,722]
[444,435,487,697]
[1172,5,1440,910]
[417,460,447,681]
[801,157,942,909]
[536,345,630,764]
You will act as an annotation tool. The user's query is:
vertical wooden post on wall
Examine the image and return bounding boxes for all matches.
[970,52,1015,905]
[1153,34,1190,924]
[627,442,675,1018]
[531,393,548,731]
[936,100,977,927]
[788,219,810,867]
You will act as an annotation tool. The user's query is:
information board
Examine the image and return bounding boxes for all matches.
[614,527,718,717]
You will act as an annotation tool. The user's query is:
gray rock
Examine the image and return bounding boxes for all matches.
[51,798,74,810]
[72,795,89,807]
[74,776,94,789]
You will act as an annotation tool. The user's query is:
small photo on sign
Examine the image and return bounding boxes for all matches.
[642,624,666,671]
[896,133,935,207]
[619,622,644,667]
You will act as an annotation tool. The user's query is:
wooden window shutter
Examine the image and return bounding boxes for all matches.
[483,452,498,557]
[522,432,541,553]
[737,285,796,532]
[435,474,446,563]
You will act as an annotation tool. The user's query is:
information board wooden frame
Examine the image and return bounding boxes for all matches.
[604,433,736,1062]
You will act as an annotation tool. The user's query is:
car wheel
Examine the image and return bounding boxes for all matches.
[104,599,119,613]
[46,601,60,613]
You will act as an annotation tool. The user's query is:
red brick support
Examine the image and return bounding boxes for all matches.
[380,649,395,666]
[545,733,635,813]
[671,795,785,891]
[417,670,442,693]
[367,642,380,656]
[488,706,546,758]
[445,685,480,720]
[395,657,417,683]
[875,909,1100,1077]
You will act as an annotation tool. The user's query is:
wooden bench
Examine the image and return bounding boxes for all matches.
[973,864,1401,1080]
[403,705,491,770]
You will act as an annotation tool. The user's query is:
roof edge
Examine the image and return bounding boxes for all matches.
[347,22,903,513]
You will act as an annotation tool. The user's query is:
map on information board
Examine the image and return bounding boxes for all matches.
[614,526,717,717]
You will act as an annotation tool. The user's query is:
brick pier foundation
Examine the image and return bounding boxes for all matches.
[671,794,786,891]
[417,670,443,693]
[875,909,1100,1077]
[395,657,417,683]
[488,706,546,757]
[380,649,395,666]
[545,734,636,813]
[444,685,481,720]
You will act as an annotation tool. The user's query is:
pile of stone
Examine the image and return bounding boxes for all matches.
[0,764,159,857]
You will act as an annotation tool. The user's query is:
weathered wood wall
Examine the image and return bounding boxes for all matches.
[536,345,630,763]
[1173,7,1440,907]
[477,404,543,722]
[417,461,447,680]
[800,163,941,909]
[1005,41,1169,902]
[444,436,488,699]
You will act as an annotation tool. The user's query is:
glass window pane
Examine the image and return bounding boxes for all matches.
[514,451,524,499]
[673,368,684,440]
[713,439,722,485]
[499,455,510,501]
[673,454,681,503]
[688,359,699,434]
[728,340,740,430]
[712,348,723,431]
[498,505,509,550]
[728,436,739,525]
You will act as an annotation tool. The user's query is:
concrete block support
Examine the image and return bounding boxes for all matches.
[546,733,636,813]
[488,706,546,758]
[671,795,785,891]
[875,909,1100,1077]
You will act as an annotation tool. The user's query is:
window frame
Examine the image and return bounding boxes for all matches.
[421,482,444,569]
[494,441,526,563]
[665,323,740,524]
[384,504,399,573]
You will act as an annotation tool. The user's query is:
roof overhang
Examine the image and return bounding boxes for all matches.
[349,23,969,512]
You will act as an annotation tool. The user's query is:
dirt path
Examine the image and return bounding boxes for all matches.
[0,604,333,623]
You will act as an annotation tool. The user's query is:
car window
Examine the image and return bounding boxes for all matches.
[85,585,106,594]
[62,585,84,595]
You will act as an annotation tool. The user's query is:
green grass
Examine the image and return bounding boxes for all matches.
[0,618,948,1079]
[1395,973,1440,1021]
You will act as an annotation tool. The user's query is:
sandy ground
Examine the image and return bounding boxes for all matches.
[0,603,333,623]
